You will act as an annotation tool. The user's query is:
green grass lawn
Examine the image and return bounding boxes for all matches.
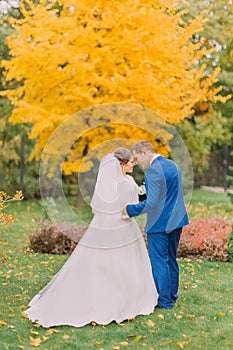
[0,191,233,350]
[187,190,233,223]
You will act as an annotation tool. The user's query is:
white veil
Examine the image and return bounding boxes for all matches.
[90,153,124,214]
[78,152,142,249]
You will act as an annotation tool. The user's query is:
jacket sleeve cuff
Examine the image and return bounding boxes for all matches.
[126,203,144,217]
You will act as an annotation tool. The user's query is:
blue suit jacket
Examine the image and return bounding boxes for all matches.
[126,156,189,233]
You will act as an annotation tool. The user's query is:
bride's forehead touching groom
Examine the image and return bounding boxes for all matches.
[124,140,189,310]
[113,147,135,175]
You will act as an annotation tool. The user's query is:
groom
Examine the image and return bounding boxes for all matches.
[123,140,189,309]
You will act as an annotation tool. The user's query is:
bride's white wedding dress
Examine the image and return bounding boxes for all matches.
[25,154,157,328]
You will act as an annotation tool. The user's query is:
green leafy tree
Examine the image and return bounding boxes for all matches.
[177,0,232,183]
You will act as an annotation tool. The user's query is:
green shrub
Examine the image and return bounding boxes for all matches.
[226,225,233,262]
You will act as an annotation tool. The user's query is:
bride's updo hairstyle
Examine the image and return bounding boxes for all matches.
[114,147,132,165]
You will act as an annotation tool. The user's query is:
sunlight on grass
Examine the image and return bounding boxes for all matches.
[187,190,233,224]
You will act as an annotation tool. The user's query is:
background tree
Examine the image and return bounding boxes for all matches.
[0,1,40,198]
[177,0,233,186]
[1,0,228,177]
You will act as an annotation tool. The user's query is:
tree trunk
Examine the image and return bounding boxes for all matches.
[76,179,83,208]
[20,134,25,193]
[223,144,229,192]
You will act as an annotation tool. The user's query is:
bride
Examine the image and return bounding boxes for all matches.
[25,147,158,328]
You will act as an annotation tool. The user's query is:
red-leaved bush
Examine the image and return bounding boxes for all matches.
[178,218,232,262]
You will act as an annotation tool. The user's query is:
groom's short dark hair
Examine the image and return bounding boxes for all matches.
[132,140,155,154]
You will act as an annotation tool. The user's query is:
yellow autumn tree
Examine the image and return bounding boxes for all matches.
[1,0,228,173]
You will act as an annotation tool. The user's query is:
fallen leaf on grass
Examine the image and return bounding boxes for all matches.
[158,314,164,320]
[95,341,103,346]
[134,335,142,342]
[63,334,70,339]
[112,347,120,350]
[188,315,196,319]
[0,320,6,327]
[176,315,183,320]
[177,341,188,348]
[30,337,42,347]
[126,334,138,338]
[14,272,23,279]
[34,324,41,328]
[21,312,28,319]
[46,328,59,335]
[119,342,128,346]
[42,336,49,342]
[147,319,155,327]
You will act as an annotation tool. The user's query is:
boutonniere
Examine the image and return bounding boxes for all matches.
[138,183,146,196]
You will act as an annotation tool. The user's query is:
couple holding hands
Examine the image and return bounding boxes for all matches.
[25,140,189,328]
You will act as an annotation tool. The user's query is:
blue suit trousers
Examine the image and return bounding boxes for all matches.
[147,228,182,308]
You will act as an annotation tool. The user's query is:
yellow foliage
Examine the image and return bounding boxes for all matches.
[63,121,171,173]
[0,191,24,225]
[1,0,228,173]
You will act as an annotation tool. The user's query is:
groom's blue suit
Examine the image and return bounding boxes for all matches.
[126,155,189,308]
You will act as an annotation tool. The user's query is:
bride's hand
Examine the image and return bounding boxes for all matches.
[122,205,127,216]
[121,205,130,220]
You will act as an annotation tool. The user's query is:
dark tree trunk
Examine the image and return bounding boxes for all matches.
[20,134,25,193]
[223,144,229,192]
[76,179,83,208]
